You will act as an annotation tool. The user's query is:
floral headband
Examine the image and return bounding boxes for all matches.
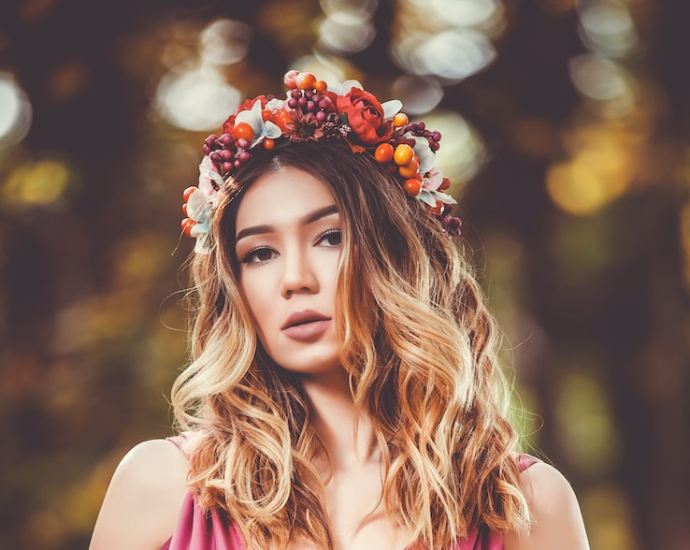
[181,70,461,253]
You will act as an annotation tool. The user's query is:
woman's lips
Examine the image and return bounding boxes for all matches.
[282,319,331,340]
[281,310,331,341]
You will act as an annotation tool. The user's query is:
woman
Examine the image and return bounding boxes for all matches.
[90,71,589,550]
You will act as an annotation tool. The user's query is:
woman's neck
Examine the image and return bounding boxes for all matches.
[299,368,378,471]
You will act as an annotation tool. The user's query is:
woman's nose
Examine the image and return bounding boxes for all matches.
[280,246,319,298]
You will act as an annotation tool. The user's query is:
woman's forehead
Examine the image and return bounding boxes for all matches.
[235,166,338,233]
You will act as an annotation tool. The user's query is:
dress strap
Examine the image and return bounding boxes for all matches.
[516,453,541,472]
[166,433,190,458]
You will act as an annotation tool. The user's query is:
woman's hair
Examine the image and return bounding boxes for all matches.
[171,141,530,550]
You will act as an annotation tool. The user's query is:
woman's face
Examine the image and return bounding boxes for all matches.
[234,166,343,375]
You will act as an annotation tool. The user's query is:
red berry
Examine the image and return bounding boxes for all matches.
[313,80,327,93]
[232,122,255,142]
[375,143,395,163]
[181,218,196,236]
[183,187,196,202]
[404,179,422,197]
[276,111,293,131]
[297,72,316,90]
[398,158,420,178]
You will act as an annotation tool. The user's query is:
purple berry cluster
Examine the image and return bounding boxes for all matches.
[441,215,462,237]
[402,121,442,152]
[287,87,335,122]
[202,133,253,182]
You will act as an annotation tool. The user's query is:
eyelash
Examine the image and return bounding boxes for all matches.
[239,229,342,265]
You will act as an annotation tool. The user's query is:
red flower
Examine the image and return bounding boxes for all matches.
[336,89,392,146]
[221,114,236,135]
[221,96,267,134]
[239,95,266,112]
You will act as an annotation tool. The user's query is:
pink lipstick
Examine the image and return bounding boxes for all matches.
[281,310,331,341]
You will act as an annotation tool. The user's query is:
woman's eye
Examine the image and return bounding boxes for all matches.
[318,229,342,247]
[242,247,276,264]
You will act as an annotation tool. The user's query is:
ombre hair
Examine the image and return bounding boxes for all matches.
[171,142,531,550]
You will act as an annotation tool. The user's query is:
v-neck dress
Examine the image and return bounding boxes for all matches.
[160,436,540,550]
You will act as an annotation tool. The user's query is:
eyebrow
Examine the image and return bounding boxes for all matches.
[235,204,339,243]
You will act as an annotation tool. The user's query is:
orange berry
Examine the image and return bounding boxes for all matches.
[182,203,188,216]
[263,137,275,150]
[183,186,196,202]
[398,157,420,178]
[393,113,409,127]
[261,109,274,122]
[275,110,293,132]
[313,80,328,94]
[297,72,316,90]
[430,200,444,215]
[404,178,422,197]
[440,177,451,191]
[375,143,395,163]
[394,144,414,166]
[232,122,255,142]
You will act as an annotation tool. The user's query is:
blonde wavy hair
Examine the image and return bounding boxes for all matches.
[172,142,530,550]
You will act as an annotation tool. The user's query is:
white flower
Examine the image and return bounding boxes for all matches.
[422,168,443,192]
[198,156,223,198]
[185,156,225,253]
[382,100,403,120]
[265,97,284,111]
[417,169,456,208]
[325,78,363,96]
[234,99,282,148]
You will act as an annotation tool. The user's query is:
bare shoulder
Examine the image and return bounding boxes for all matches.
[89,439,190,550]
[504,462,590,550]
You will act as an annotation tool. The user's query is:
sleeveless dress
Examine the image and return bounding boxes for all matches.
[160,435,540,550]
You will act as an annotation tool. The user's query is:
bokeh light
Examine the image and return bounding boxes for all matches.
[577,0,638,57]
[422,110,485,188]
[569,55,637,117]
[392,28,497,82]
[391,74,444,115]
[200,19,253,66]
[155,65,242,131]
[318,10,376,53]
[0,72,32,149]
[555,367,621,476]
[390,0,505,82]
[1,159,71,209]
[428,0,505,34]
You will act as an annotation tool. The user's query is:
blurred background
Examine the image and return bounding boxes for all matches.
[1,0,688,549]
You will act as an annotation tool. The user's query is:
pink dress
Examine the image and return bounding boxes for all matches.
[161,436,539,550]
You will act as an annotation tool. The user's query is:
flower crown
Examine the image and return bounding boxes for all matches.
[182,70,461,252]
